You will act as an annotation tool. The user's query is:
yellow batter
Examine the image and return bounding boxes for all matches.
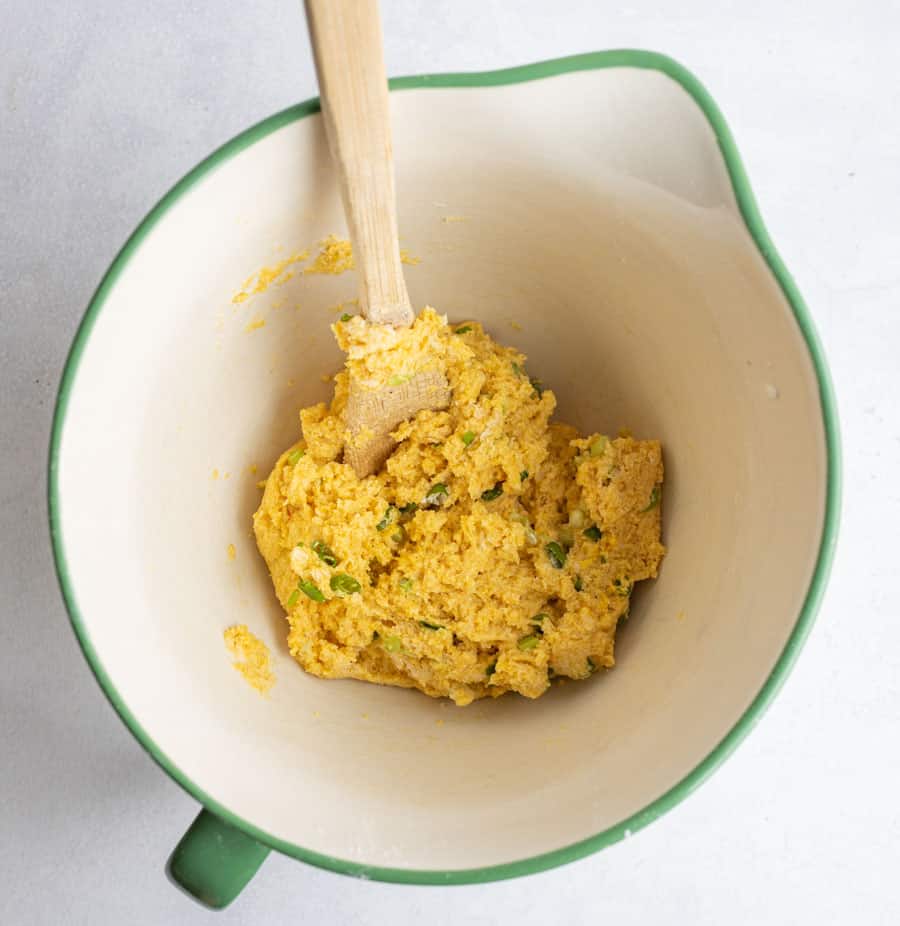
[254,308,664,705]
[223,624,276,694]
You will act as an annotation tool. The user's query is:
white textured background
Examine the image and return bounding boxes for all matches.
[2,1,899,923]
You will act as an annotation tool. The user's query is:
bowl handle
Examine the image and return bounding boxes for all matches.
[166,809,270,909]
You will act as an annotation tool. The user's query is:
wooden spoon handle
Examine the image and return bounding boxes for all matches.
[305,0,413,327]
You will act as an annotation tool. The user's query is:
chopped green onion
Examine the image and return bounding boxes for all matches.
[419,621,443,631]
[641,485,661,512]
[399,502,418,516]
[286,588,300,607]
[517,635,540,651]
[531,613,549,624]
[480,482,504,502]
[390,526,406,544]
[587,657,597,674]
[589,436,608,457]
[382,635,404,653]
[520,470,529,481]
[339,312,353,322]
[612,577,633,596]
[530,377,544,397]
[525,527,538,546]
[398,577,414,592]
[574,574,584,592]
[545,541,567,569]
[511,362,523,377]
[299,580,325,603]
[485,660,497,677]
[423,483,449,506]
[329,573,361,596]
[376,506,397,531]
[461,430,476,446]
[583,525,602,542]
[311,539,338,566]
[287,449,304,465]
[388,374,411,386]
[454,325,472,334]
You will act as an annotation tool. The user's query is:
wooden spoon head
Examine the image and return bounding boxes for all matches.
[345,369,451,477]
[363,298,415,328]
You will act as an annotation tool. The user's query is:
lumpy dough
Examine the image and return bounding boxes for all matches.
[254,308,665,706]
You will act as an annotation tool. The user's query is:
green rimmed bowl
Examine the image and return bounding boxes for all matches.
[49,51,840,908]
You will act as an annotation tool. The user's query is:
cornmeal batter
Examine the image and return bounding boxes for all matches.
[254,309,664,705]
[223,624,275,694]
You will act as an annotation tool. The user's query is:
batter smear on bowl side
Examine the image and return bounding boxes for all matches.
[254,309,664,705]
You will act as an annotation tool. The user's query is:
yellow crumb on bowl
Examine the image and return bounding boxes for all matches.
[227,543,236,561]
[299,236,417,273]
[211,468,219,480]
[232,251,309,304]
[254,309,665,707]
[245,316,266,333]
[304,235,354,275]
[223,624,275,694]
[441,215,467,223]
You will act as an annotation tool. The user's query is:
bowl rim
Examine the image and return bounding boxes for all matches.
[48,49,841,885]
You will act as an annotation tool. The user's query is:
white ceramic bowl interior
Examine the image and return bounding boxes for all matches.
[52,56,836,878]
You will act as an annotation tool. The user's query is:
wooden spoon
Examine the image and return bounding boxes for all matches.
[305,0,451,477]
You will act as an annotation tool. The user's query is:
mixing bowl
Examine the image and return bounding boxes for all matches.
[49,51,840,907]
